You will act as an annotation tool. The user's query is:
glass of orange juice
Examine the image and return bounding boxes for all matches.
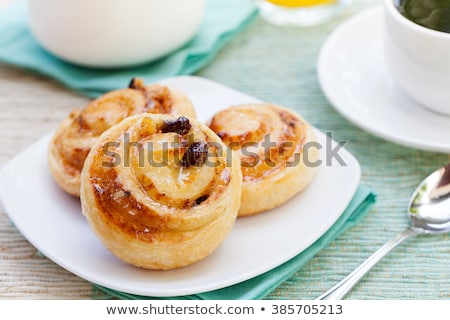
[258,0,350,26]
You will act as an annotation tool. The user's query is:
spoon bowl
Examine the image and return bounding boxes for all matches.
[317,163,450,300]
[409,163,450,233]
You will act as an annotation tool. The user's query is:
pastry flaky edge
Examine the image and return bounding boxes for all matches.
[209,103,319,217]
[48,80,196,197]
[48,110,84,197]
[79,114,242,270]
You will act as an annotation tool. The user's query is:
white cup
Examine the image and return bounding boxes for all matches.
[28,0,205,68]
[384,0,450,115]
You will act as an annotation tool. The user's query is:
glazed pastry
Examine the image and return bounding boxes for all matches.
[209,103,318,217]
[48,78,196,196]
[80,114,242,270]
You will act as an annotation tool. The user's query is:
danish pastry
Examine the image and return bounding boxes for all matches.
[209,103,318,217]
[48,78,196,196]
[80,114,242,270]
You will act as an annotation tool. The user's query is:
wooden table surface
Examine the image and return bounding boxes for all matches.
[0,61,96,299]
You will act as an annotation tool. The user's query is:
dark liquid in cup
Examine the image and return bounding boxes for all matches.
[396,0,450,33]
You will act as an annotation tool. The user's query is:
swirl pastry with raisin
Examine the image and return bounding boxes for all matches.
[80,114,242,270]
[209,103,318,217]
[48,78,196,196]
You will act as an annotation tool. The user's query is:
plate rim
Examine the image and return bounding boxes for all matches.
[317,6,450,154]
[0,76,361,296]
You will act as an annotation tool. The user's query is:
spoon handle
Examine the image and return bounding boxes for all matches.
[316,227,421,300]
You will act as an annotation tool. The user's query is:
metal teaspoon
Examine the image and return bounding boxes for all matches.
[317,163,450,300]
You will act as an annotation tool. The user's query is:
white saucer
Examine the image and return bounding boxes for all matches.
[318,6,450,153]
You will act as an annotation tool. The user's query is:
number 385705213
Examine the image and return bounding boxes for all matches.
[271,304,343,315]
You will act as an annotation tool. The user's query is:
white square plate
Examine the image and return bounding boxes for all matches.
[0,76,360,297]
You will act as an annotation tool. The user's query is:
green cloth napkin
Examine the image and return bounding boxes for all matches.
[0,0,257,98]
[96,186,376,300]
